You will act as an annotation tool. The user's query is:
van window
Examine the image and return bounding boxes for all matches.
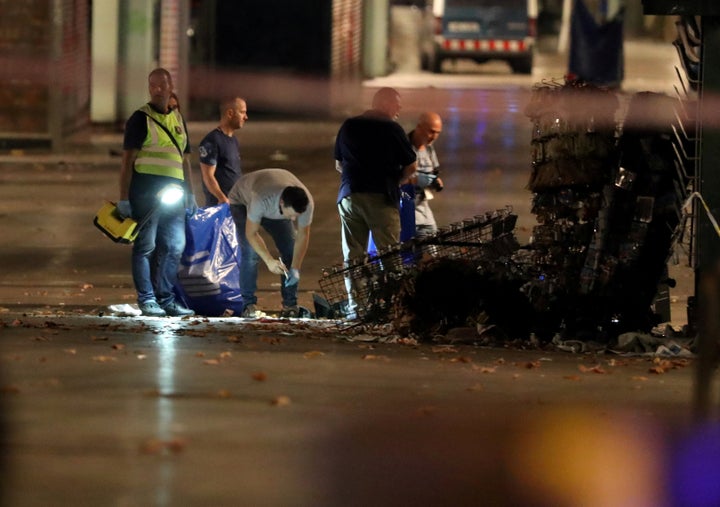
[446,0,526,8]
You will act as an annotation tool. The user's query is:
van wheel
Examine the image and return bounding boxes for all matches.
[431,56,443,74]
[420,52,430,71]
[510,56,533,75]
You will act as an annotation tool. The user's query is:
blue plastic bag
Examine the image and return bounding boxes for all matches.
[175,203,244,316]
[368,184,416,256]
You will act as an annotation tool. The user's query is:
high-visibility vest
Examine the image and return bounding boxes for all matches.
[134,104,187,180]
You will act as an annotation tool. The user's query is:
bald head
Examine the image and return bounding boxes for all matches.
[371,87,402,120]
[419,112,442,130]
[413,111,443,148]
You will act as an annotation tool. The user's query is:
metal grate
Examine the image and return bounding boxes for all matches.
[319,207,518,322]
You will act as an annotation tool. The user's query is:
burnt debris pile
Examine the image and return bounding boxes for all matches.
[319,81,694,343]
[318,209,520,333]
[520,82,692,341]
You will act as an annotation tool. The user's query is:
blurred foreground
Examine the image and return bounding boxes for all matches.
[0,37,715,506]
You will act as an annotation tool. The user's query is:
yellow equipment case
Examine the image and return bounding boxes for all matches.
[93,201,139,244]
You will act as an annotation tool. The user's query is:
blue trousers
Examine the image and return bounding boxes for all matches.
[131,194,186,306]
[230,204,297,308]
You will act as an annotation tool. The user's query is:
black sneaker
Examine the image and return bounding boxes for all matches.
[139,300,166,317]
[162,301,195,317]
[279,305,299,318]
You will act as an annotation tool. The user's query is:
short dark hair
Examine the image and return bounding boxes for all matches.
[281,186,309,214]
[219,96,244,117]
[149,67,172,84]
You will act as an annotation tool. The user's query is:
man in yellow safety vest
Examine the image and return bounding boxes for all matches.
[118,68,197,317]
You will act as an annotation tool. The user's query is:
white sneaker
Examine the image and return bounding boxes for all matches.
[241,304,266,319]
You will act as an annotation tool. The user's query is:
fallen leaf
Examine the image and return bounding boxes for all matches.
[578,364,607,374]
[631,376,648,381]
[92,356,117,362]
[219,351,232,359]
[395,337,418,346]
[303,350,325,359]
[227,336,241,343]
[449,356,473,363]
[251,371,267,382]
[563,375,581,381]
[466,384,484,391]
[431,346,459,354]
[607,358,630,367]
[361,354,390,362]
[165,439,186,453]
[271,395,291,407]
[216,389,232,398]
[203,359,220,365]
[63,348,77,355]
[112,343,125,350]
[139,438,187,455]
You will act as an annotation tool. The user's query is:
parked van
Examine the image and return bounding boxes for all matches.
[420,0,537,74]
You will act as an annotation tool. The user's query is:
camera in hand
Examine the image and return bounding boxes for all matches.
[430,169,443,192]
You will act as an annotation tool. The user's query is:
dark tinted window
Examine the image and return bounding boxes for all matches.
[446,0,526,8]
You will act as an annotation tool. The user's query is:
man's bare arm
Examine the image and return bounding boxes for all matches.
[119,149,138,200]
[200,163,228,203]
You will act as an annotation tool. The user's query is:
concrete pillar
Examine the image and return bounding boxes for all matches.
[117,0,156,120]
[159,0,190,111]
[91,0,120,122]
[363,0,390,78]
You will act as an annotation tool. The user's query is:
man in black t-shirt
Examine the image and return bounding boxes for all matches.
[334,87,417,317]
[198,97,248,206]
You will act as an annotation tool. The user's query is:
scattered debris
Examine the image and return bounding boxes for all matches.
[317,81,695,349]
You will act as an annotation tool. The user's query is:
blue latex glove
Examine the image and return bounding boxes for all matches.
[416,171,437,188]
[284,268,300,287]
[116,200,132,219]
[186,193,198,216]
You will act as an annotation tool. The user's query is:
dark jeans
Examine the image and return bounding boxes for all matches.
[230,204,297,308]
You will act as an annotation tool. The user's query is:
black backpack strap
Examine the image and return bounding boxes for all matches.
[141,111,185,158]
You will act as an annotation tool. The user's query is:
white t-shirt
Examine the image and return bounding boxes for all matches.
[228,168,314,227]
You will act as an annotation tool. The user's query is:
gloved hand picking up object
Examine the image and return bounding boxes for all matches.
[284,268,300,287]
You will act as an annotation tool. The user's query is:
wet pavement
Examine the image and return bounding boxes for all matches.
[0,39,715,506]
